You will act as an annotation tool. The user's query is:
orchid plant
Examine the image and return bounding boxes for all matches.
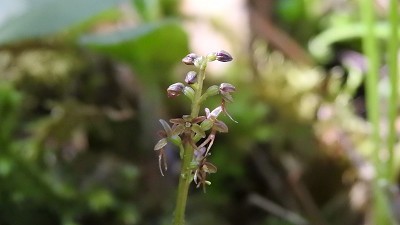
[153,50,236,225]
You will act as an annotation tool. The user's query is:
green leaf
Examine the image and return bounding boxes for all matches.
[80,20,188,83]
[0,0,125,45]
[88,189,115,212]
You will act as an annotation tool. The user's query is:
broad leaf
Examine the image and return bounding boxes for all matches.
[0,0,126,45]
[80,20,188,83]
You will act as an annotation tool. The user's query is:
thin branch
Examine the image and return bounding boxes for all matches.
[248,193,309,225]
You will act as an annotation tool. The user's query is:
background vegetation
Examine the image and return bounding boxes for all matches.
[0,0,399,224]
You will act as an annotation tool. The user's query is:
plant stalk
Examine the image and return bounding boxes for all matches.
[359,0,380,173]
[172,62,207,225]
[360,0,393,224]
[387,0,399,182]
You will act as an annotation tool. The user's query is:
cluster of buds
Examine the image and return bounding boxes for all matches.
[154,50,236,191]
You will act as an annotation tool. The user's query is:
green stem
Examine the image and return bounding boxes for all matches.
[387,0,399,182]
[360,0,380,172]
[172,61,207,225]
[172,141,194,225]
[190,63,206,118]
[360,0,393,224]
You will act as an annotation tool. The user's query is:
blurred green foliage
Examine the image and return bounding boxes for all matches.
[0,0,398,224]
[0,0,186,224]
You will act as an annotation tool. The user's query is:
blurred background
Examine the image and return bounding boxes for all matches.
[0,0,399,224]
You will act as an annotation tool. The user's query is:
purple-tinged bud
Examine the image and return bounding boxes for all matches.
[182,53,198,65]
[216,50,233,62]
[167,82,185,98]
[185,71,197,84]
[219,83,235,102]
[219,83,236,94]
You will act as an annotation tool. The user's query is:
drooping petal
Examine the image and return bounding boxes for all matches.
[203,162,217,173]
[213,120,229,133]
[159,119,172,136]
[170,118,185,125]
[171,124,185,136]
[192,116,206,124]
[154,138,168,150]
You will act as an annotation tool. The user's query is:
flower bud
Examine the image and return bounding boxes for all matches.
[167,82,185,98]
[219,83,236,94]
[216,50,233,62]
[185,71,197,84]
[182,53,198,65]
[219,83,235,102]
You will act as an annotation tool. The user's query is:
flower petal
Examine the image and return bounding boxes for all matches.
[159,119,172,135]
[171,124,185,136]
[154,138,168,150]
[213,120,229,133]
[203,162,217,173]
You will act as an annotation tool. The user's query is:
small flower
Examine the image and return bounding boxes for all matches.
[169,115,207,138]
[216,50,233,62]
[167,83,185,98]
[205,106,223,120]
[185,71,197,84]
[182,53,198,65]
[154,131,168,176]
[219,83,236,102]
[193,156,217,192]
